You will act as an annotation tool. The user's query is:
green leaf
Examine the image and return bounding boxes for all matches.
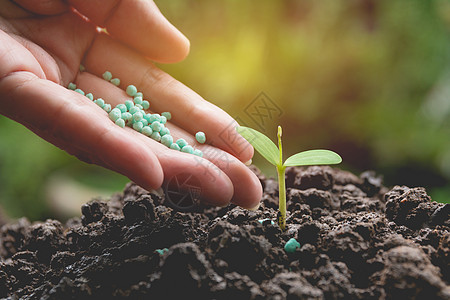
[284,150,342,167]
[236,126,280,166]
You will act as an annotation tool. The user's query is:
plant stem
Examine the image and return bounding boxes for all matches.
[277,165,287,230]
[277,126,286,230]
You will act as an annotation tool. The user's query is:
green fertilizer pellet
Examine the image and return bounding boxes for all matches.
[115,118,125,128]
[74,88,85,95]
[85,93,93,101]
[181,145,194,154]
[284,238,300,253]
[133,96,143,105]
[170,143,181,151]
[121,112,132,122]
[109,108,121,122]
[144,113,152,122]
[102,71,112,81]
[155,248,169,255]
[142,100,150,110]
[133,112,143,122]
[159,127,170,136]
[135,92,143,98]
[110,78,120,86]
[79,64,85,72]
[150,131,161,141]
[142,126,153,137]
[126,85,137,97]
[133,121,143,132]
[129,106,139,115]
[116,104,127,113]
[149,114,160,123]
[68,82,76,90]
[161,112,171,120]
[103,104,111,113]
[151,121,162,132]
[176,138,187,148]
[125,100,134,111]
[94,98,105,108]
[161,134,173,147]
[258,218,275,225]
[195,131,206,144]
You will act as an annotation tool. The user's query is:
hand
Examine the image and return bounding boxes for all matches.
[0,0,262,209]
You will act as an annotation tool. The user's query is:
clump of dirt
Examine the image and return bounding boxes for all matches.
[0,166,449,299]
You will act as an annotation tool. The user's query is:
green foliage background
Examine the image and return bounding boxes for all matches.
[0,0,449,220]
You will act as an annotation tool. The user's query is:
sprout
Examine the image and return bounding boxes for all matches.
[236,125,342,230]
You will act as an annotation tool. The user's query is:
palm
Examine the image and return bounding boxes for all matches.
[3,12,89,85]
[0,0,262,209]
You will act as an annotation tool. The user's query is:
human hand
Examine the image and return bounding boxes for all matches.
[0,0,262,209]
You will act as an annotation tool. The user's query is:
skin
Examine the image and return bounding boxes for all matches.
[0,0,262,209]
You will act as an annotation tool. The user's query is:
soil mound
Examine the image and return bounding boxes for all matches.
[0,166,449,299]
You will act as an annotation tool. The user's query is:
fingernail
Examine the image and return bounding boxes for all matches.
[244,159,252,166]
[246,202,260,211]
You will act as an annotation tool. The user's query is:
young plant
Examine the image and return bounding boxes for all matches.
[236,125,342,230]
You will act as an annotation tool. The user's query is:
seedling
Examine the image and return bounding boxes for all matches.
[236,125,342,230]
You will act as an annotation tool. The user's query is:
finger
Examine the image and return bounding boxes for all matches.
[2,10,96,82]
[82,34,254,163]
[0,0,33,18]
[155,148,234,207]
[0,71,164,191]
[11,0,68,15]
[68,0,189,63]
[0,29,46,79]
[73,72,259,207]
[198,145,263,209]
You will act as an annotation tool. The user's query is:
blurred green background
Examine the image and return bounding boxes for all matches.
[0,0,449,221]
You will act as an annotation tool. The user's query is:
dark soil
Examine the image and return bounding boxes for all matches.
[0,166,449,299]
